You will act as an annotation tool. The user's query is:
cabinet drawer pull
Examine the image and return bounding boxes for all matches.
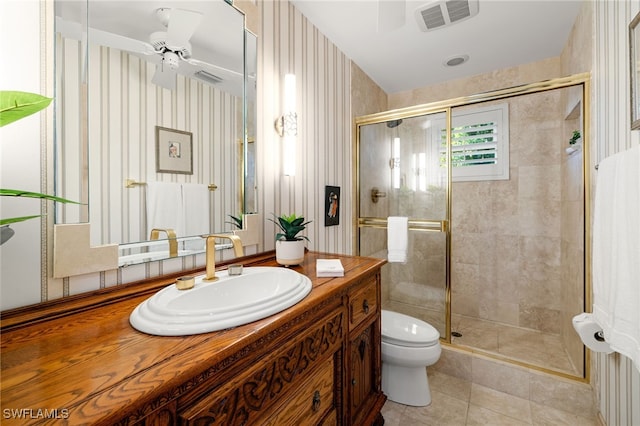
[312,390,321,412]
[351,378,357,386]
[362,299,369,314]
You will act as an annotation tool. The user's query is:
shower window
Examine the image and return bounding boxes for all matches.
[434,103,510,182]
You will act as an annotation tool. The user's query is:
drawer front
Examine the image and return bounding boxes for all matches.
[263,357,335,426]
[349,278,378,331]
[179,310,343,425]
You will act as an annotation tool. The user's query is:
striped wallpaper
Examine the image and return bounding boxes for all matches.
[593,1,640,424]
[0,0,355,309]
[57,39,242,246]
[257,1,353,255]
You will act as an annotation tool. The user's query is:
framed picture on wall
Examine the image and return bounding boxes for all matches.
[630,11,640,130]
[155,126,193,174]
[325,186,340,226]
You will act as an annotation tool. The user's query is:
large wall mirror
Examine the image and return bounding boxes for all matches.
[54,0,256,266]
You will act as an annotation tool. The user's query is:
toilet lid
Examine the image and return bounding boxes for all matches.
[381,310,440,347]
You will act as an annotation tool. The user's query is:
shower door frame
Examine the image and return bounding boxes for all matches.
[354,72,592,381]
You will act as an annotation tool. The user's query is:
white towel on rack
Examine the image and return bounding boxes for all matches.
[592,144,640,373]
[146,182,184,239]
[387,216,408,263]
[181,183,210,251]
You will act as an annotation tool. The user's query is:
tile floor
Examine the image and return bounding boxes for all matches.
[380,370,599,426]
[451,314,581,376]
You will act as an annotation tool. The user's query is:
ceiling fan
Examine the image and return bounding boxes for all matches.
[89,7,241,90]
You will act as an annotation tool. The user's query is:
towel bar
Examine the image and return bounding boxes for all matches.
[358,217,447,232]
[125,179,218,191]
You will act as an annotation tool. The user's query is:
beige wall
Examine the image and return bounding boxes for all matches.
[389,58,561,110]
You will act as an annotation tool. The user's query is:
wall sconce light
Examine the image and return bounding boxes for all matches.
[275,74,297,176]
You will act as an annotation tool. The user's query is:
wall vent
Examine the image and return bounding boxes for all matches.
[414,0,479,32]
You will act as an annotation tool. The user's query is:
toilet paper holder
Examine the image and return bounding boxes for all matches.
[572,312,614,353]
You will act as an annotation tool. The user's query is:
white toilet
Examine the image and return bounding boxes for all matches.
[381,310,442,406]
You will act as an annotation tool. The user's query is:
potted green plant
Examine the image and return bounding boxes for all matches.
[0,91,80,244]
[268,213,311,266]
[226,213,243,230]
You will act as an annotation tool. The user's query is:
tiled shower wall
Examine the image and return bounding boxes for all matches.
[560,99,585,378]
[450,92,566,334]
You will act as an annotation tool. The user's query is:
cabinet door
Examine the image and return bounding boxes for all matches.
[350,325,374,423]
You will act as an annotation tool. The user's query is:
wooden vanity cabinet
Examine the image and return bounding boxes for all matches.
[0,252,386,426]
[346,272,383,426]
[177,302,345,425]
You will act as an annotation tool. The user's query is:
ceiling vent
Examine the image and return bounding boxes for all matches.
[414,0,479,32]
[193,70,223,85]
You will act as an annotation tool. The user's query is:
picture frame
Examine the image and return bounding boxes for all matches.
[155,126,193,174]
[325,186,340,226]
[630,11,640,130]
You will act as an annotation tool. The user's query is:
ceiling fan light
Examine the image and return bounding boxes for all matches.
[163,51,180,70]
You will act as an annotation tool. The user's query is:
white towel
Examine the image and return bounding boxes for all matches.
[181,183,210,251]
[592,144,640,373]
[146,182,184,239]
[387,216,408,263]
[316,259,344,277]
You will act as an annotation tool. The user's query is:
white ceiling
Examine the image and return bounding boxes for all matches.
[290,0,583,94]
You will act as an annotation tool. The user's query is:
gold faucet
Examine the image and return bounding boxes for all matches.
[150,228,178,257]
[203,234,244,281]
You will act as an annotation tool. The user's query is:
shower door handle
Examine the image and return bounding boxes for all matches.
[371,188,387,203]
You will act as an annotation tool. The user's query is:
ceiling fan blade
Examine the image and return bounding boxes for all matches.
[89,27,155,55]
[377,0,406,32]
[165,9,203,50]
[152,65,177,90]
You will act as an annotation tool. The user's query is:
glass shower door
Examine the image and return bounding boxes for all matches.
[356,111,450,337]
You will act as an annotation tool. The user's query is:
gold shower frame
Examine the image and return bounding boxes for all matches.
[353,72,592,383]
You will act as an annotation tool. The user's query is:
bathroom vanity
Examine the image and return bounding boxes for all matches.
[0,252,386,425]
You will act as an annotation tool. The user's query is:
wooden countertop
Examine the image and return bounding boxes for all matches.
[0,252,385,425]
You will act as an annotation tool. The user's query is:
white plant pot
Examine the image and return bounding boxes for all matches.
[275,239,305,266]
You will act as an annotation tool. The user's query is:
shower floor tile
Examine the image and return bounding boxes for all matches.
[451,314,579,375]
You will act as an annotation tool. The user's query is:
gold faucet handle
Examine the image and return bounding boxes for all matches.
[150,228,178,257]
[207,234,244,257]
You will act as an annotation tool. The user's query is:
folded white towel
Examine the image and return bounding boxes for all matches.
[146,182,184,239]
[387,216,408,263]
[316,259,344,277]
[592,144,640,373]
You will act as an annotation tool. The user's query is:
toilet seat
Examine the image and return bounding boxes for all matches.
[381,310,440,347]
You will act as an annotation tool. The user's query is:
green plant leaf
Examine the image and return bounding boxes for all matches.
[0,215,42,226]
[226,214,243,229]
[0,91,53,127]
[269,213,312,241]
[0,189,83,204]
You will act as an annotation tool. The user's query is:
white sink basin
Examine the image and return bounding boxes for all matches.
[129,267,312,336]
